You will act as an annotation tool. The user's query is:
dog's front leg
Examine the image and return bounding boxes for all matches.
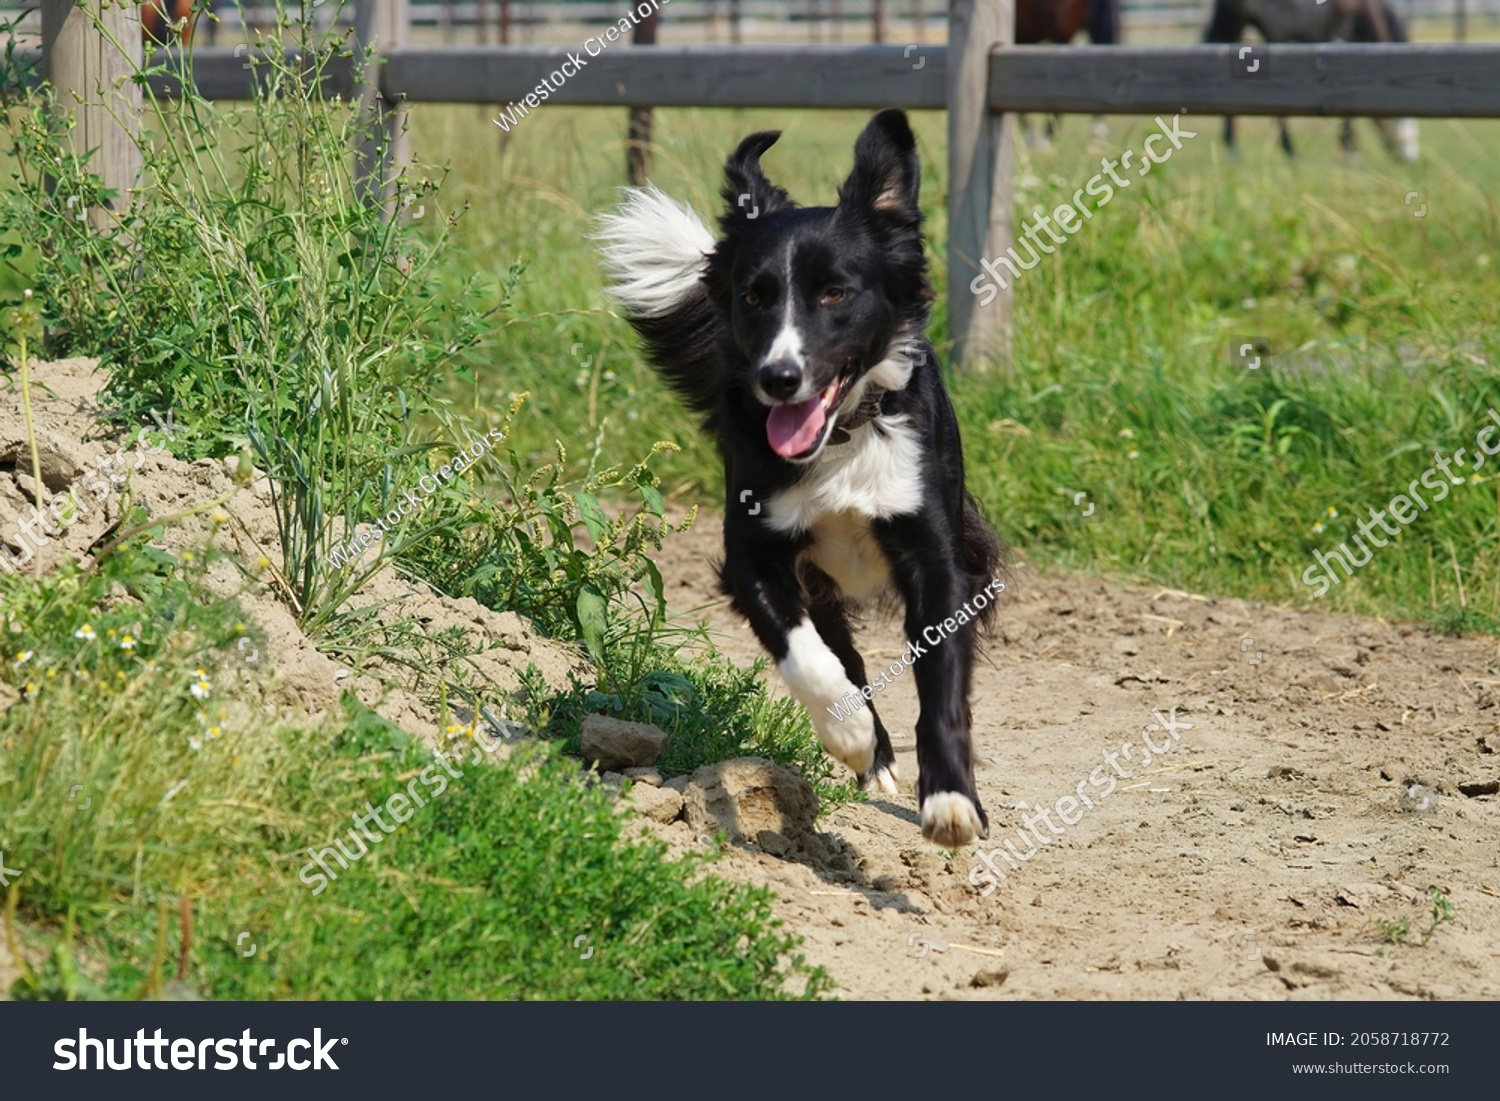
[720,533,877,776]
[875,513,989,847]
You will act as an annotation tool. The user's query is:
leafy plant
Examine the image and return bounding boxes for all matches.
[0,2,503,629]
[1373,888,1456,948]
[404,401,692,661]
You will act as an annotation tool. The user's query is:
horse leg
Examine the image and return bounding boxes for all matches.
[1203,1,1246,158]
[1340,118,1360,162]
[1278,118,1295,158]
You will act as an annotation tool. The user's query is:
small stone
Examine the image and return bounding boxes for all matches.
[579,714,668,771]
[970,967,1009,989]
[627,782,684,824]
[756,829,793,857]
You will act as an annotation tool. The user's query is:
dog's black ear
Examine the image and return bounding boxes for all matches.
[720,130,794,227]
[838,109,921,219]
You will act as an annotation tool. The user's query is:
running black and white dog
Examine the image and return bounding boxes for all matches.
[595,110,1003,846]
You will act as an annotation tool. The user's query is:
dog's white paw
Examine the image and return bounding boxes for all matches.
[921,792,985,848]
[813,706,876,776]
[778,620,876,776]
[863,762,900,796]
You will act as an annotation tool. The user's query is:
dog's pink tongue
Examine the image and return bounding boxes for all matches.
[766,397,826,457]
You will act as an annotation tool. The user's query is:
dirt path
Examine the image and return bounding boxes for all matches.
[652,515,1500,1000]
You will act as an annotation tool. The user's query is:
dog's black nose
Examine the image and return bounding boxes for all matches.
[757,360,803,400]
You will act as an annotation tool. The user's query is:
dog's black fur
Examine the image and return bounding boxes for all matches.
[598,110,1004,846]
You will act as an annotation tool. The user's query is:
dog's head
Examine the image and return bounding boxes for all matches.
[704,110,932,463]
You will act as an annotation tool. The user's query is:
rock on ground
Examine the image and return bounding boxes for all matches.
[579,714,668,771]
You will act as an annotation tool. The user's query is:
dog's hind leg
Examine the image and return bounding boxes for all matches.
[803,568,900,795]
[721,533,877,777]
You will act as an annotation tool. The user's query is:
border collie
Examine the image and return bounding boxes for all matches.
[595,110,1003,846]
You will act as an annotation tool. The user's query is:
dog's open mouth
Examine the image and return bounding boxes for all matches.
[766,375,853,460]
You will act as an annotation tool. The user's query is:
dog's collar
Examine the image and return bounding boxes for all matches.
[826,386,886,446]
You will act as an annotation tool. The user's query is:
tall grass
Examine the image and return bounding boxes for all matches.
[0,543,830,1000]
[417,104,1500,626]
[0,4,503,631]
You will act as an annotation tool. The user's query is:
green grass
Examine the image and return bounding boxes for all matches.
[3,12,1499,1000]
[419,104,1500,628]
[0,10,836,1000]
[0,545,829,1000]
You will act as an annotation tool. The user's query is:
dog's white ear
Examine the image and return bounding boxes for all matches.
[840,109,921,218]
[720,130,795,227]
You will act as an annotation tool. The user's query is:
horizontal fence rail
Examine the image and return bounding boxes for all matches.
[13,43,1498,115]
[382,43,945,106]
[990,45,1500,117]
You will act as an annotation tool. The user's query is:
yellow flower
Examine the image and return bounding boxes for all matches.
[1326,507,1339,519]
[1118,428,1135,440]
[191,678,211,700]
[1312,521,1325,534]
[13,650,32,666]
[119,635,136,650]
[74,624,96,640]
[23,682,38,698]
[1127,450,1140,461]
[211,509,229,525]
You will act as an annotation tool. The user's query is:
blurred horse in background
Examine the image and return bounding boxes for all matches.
[1017,0,1121,147]
[142,0,200,47]
[1204,0,1419,162]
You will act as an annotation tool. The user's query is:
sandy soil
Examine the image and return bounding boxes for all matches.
[7,357,1498,1001]
[0,357,584,741]
[647,514,1500,1000]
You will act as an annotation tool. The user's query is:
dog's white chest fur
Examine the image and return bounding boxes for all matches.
[765,414,922,599]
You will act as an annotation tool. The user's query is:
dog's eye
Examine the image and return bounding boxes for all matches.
[821,287,847,305]
[742,291,762,309]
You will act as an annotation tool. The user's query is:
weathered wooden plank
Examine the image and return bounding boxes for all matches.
[20,43,1500,117]
[988,45,1500,118]
[379,45,949,107]
[947,0,1012,371]
[41,0,142,232]
[354,0,412,215]
[138,49,359,101]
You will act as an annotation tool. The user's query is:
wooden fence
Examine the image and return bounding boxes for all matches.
[20,0,1500,366]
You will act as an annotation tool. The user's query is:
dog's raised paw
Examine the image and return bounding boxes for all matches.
[861,762,900,796]
[920,792,984,847]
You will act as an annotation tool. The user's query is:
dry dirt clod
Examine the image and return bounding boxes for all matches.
[681,757,819,845]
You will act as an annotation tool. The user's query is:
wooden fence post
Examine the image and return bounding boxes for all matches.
[40,0,143,233]
[354,0,410,216]
[627,3,660,185]
[946,0,1013,370]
